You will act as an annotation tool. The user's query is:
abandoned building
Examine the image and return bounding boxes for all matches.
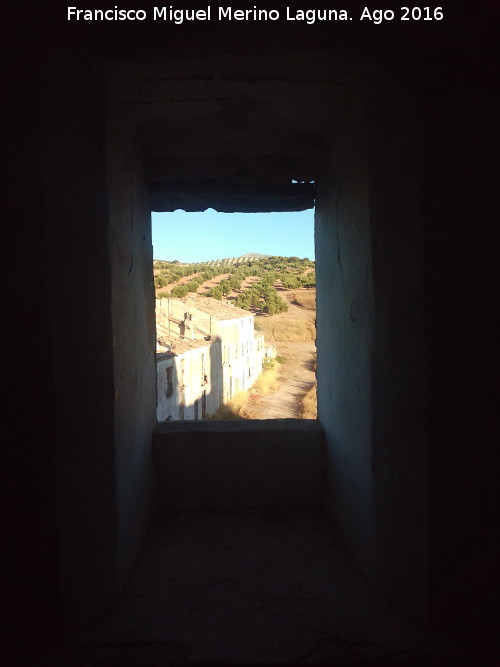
[3,1,498,663]
[155,296,273,421]
[157,338,220,422]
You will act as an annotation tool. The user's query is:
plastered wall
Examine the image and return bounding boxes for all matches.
[316,95,376,580]
[316,83,428,620]
[367,82,428,620]
[106,94,157,592]
[42,62,120,631]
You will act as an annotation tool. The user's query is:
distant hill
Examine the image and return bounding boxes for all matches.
[154,255,315,303]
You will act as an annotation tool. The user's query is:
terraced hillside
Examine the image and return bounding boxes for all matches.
[154,255,315,315]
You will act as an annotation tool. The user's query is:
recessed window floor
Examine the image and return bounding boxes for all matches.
[63,510,457,664]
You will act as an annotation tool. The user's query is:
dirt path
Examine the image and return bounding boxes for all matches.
[245,341,316,419]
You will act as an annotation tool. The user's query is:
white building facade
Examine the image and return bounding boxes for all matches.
[155,296,275,421]
[156,338,222,422]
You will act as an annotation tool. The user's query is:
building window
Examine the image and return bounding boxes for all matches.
[180,358,186,390]
[166,366,174,398]
[201,354,207,385]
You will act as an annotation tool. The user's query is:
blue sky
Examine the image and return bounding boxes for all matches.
[151,209,315,262]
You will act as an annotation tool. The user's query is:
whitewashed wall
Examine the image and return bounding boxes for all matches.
[157,340,222,421]
[216,316,258,400]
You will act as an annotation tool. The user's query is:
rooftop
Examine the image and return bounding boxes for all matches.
[156,336,216,359]
[177,295,253,321]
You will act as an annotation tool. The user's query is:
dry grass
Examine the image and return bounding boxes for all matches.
[209,391,248,420]
[298,384,317,419]
[250,365,280,395]
[208,366,281,420]
[293,289,316,310]
[256,318,316,342]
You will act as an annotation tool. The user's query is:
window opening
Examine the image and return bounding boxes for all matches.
[166,366,174,398]
[153,208,317,422]
[202,390,207,418]
[201,354,207,386]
